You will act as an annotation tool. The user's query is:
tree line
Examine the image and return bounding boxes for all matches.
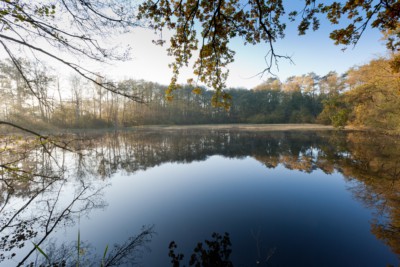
[0,52,399,133]
[0,58,326,127]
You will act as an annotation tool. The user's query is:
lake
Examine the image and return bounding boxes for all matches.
[0,128,399,266]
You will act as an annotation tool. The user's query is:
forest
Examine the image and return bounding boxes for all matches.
[0,52,399,133]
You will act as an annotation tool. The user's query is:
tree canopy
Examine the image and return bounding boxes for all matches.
[138,0,400,108]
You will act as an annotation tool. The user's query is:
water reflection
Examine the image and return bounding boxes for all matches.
[0,135,154,266]
[26,225,154,267]
[1,129,400,265]
[169,232,234,267]
[169,231,277,267]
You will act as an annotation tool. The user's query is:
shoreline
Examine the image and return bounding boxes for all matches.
[1,123,375,136]
[132,123,336,131]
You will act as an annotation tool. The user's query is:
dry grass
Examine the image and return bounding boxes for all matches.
[134,124,335,131]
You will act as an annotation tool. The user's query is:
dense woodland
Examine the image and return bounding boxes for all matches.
[0,53,399,133]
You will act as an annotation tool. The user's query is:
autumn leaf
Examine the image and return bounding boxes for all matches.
[192,87,202,94]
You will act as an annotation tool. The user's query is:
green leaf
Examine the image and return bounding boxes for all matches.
[101,244,109,267]
[77,230,80,267]
[32,242,50,263]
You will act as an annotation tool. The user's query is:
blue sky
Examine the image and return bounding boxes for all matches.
[227,16,387,87]
[100,6,388,90]
[0,1,388,90]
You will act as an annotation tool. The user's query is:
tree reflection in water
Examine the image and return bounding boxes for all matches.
[169,232,234,267]
[1,129,400,265]
[78,129,400,262]
[0,135,154,266]
[169,231,281,267]
[26,225,154,267]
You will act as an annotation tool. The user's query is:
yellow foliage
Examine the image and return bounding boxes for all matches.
[344,53,400,133]
[192,87,202,95]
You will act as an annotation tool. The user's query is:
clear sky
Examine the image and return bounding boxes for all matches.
[1,1,387,90]
[96,18,387,89]
[88,0,389,90]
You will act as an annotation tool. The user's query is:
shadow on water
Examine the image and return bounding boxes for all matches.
[1,129,400,266]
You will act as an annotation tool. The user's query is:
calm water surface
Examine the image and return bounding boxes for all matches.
[0,129,399,266]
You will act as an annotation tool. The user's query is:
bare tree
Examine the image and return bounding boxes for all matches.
[0,0,145,131]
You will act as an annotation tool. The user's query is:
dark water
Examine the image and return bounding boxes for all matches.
[0,129,399,266]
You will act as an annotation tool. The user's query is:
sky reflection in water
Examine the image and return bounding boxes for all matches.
[98,155,394,266]
[1,130,399,266]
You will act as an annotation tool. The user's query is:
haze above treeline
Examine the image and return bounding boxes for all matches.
[0,52,399,134]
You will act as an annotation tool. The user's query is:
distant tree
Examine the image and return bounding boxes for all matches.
[282,76,302,93]
[70,75,84,126]
[319,71,345,96]
[253,77,282,91]
[0,59,30,112]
